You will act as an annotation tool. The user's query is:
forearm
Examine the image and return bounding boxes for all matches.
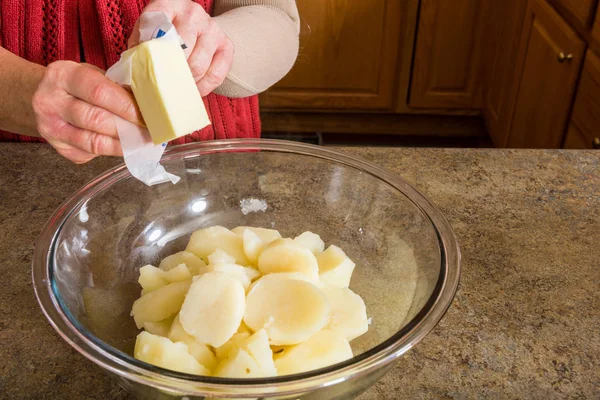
[0,47,45,136]
[213,0,300,98]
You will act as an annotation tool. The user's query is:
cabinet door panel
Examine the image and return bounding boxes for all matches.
[409,0,485,108]
[482,1,527,146]
[563,125,600,148]
[548,0,598,31]
[259,0,403,111]
[564,50,600,149]
[592,3,600,52]
[507,0,585,148]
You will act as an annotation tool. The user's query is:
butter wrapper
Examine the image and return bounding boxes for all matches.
[105,12,184,186]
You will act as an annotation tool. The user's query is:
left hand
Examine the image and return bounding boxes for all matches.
[129,0,234,96]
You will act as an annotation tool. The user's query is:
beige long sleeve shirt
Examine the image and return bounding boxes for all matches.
[212,0,300,98]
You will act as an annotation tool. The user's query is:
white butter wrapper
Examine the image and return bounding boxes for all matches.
[105,12,186,186]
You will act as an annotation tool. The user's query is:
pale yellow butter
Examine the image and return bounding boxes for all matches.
[131,39,210,145]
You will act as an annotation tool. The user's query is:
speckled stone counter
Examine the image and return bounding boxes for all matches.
[0,143,598,399]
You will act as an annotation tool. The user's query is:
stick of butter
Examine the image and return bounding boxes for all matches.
[131,39,210,145]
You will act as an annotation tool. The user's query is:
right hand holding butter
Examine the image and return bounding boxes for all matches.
[129,0,234,97]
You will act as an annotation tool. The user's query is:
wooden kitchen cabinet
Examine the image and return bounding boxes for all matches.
[507,0,585,148]
[481,1,528,147]
[259,0,599,148]
[592,3,600,53]
[259,0,404,111]
[548,0,598,32]
[409,0,485,108]
[487,0,585,148]
[564,50,600,149]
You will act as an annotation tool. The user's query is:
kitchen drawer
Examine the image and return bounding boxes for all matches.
[564,50,600,149]
[548,0,598,30]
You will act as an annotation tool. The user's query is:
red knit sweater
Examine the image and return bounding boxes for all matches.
[0,0,261,144]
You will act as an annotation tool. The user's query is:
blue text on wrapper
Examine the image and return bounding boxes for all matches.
[152,27,187,49]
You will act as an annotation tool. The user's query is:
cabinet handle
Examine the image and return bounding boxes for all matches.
[558,52,574,62]
[593,137,600,149]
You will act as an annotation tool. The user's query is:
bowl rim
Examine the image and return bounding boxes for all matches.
[32,139,461,397]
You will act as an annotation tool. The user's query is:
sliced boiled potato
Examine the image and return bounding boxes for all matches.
[196,263,259,291]
[242,330,276,376]
[317,245,356,288]
[179,271,246,347]
[323,286,368,341]
[257,239,319,280]
[241,229,264,265]
[169,315,217,370]
[186,226,249,266]
[215,332,251,360]
[212,265,251,291]
[294,231,325,255]
[134,331,210,375]
[132,226,368,378]
[244,277,330,345]
[270,344,289,360]
[207,248,236,265]
[232,227,282,266]
[214,348,259,378]
[216,263,261,282]
[215,330,276,378]
[139,265,169,293]
[238,321,253,334]
[162,264,192,282]
[159,251,206,275]
[139,264,192,295]
[131,280,191,329]
[143,315,175,337]
[247,272,319,293]
[274,330,353,376]
[231,226,281,244]
[258,271,319,284]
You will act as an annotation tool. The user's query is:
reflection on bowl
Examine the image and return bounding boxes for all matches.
[33,139,460,399]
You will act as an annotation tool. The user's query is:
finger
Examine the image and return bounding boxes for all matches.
[173,19,200,60]
[62,97,118,139]
[130,0,179,48]
[81,63,105,73]
[64,66,144,127]
[140,0,177,19]
[170,4,210,59]
[46,138,98,164]
[56,122,123,157]
[187,28,220,84]
[196,40,233,96]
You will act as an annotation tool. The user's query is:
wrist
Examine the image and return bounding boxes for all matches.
[19,62,46,137]
[0,48,46,136]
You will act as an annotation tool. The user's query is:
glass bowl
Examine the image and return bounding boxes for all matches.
[32,139,460,399]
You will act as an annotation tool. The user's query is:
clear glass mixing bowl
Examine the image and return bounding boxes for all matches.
[32,139,460,399]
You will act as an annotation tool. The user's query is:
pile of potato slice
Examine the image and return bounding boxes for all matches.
[131,226,369,377]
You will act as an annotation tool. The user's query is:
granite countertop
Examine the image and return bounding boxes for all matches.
[0,143,598,399]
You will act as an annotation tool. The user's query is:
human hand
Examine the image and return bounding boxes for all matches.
[129,0,234,96]
[32,61,143,164]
